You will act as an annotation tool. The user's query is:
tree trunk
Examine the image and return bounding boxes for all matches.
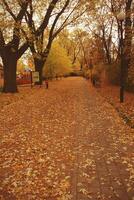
[120,56,126,103]
[102,36,111,64]
[34,58,44,85]
[2,51,18,93]
[119,0,132,103]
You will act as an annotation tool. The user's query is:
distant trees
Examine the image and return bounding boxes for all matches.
[17,60,25,73]
[58,30,84,70]
[85,0,133,63]
[43,41,72,78]
[81,0,134,98]
[58,29,95,70]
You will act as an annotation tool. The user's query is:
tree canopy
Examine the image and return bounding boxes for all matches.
[44,41,72,78]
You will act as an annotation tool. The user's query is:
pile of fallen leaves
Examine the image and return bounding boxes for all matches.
[0,86,45,110]
[95,84,134,128]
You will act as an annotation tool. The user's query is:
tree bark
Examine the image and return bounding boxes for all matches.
[102,29,111,64]
[2,50,18,93]
[119,0,132,103]
[34,58,44,85]
[120,54,126,103]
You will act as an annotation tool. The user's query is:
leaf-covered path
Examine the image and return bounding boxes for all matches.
[0,77,134,200]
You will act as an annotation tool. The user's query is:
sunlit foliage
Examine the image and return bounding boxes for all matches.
[44,41,72,78]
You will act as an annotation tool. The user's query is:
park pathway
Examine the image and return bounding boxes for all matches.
[0,77,134,200]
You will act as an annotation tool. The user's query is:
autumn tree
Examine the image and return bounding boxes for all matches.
[0,0,86,92]
[24,0,87,84]
[17,59,25,73]
[83,0,134,99]
[43,41,72,78]
[57,30,84,73]
[84,0,116,65]
[0,0,29,92]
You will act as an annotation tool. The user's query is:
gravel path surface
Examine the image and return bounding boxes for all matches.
[0,77,134,200]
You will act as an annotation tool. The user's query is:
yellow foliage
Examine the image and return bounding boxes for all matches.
[17,60,25,73]
[44,42,72,78]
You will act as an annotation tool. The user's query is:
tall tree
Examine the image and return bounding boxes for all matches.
[84,0,115,64]
[0,0,29,92]
[111,0,133,102]
[24,0,86,84]
[58,30,82,66]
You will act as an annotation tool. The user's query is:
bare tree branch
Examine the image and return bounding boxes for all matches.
[2,0,17,20]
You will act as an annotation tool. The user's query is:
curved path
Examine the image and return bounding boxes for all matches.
[0,77,134,200]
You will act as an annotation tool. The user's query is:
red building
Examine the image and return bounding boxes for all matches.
[17,71,32,85]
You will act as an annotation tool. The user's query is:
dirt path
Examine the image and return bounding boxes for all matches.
[0,77,134,200]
